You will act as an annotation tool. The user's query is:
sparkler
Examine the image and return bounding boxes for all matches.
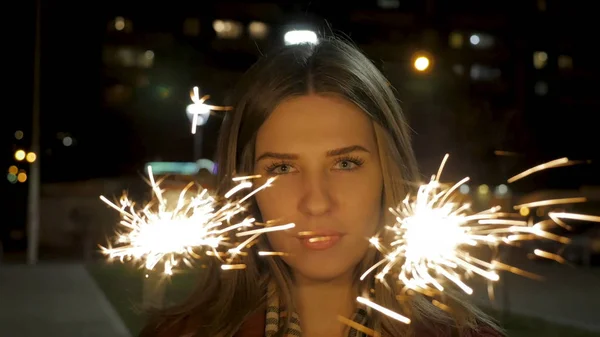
[357,154,598,325]
[99,166,294,275]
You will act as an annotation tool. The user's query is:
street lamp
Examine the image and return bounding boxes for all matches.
[14,149,26,161]
[186,90,211,134]
[412,51,433,73]
[186,87,211,161]
[186,86,232,160]
[284,30,318,45]
[414,56,430,71]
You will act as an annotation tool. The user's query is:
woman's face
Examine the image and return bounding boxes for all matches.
[254,94,383,282]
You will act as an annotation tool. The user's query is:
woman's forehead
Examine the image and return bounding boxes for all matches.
[255,94,376,152]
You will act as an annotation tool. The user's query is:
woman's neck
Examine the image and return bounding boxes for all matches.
[292,272,357,337]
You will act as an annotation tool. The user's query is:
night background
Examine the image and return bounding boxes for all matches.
[1,1,600,336]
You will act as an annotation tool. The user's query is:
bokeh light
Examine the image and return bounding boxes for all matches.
[26,152,37,163]
[14,150,26,161]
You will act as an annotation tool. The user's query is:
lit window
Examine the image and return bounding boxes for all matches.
[470,64,501,81]
[103,47,154,68]
[449,32,463,49]
[63,137,74,147]
[112,16,132,32]
[558,55,573,69]
[533,51,548,69]
[248,21,269,39]
[469,33,495,49]
[213,20,243,39]
[115,16,125,31]
[115,48,136,67]
[138,50,154,68]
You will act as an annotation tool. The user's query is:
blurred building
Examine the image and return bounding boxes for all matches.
[332,0,597,186]
[25,0,600,184]
[99,2,296,171]
[522,1,599,160]
[5,0,599,258]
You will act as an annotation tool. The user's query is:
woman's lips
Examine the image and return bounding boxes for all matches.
[296,230,344,251]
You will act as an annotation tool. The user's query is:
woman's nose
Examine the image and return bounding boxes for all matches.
[298,173,334,216]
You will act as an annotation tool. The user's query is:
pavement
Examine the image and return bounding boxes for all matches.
[471,255,600,333]
[0,258,599,336]
[0,263,131,337]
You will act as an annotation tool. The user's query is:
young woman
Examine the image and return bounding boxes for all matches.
[141,37,504,337]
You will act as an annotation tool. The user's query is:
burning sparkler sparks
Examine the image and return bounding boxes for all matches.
[99,166,294,275]
[357,154,598,325]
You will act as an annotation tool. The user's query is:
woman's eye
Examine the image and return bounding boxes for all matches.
[270,164,297,175]
[335,160,357,170]
[276,165,291,173]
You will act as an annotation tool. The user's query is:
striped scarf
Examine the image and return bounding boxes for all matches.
[265,281,370,337]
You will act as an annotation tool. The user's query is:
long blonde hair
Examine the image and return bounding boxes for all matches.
[141,36,501,337]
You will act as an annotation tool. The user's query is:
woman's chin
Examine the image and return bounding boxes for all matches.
[291,264,355,284]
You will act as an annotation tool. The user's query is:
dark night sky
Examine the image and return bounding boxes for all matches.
[1,0,599,257]
[4,1,600,187]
